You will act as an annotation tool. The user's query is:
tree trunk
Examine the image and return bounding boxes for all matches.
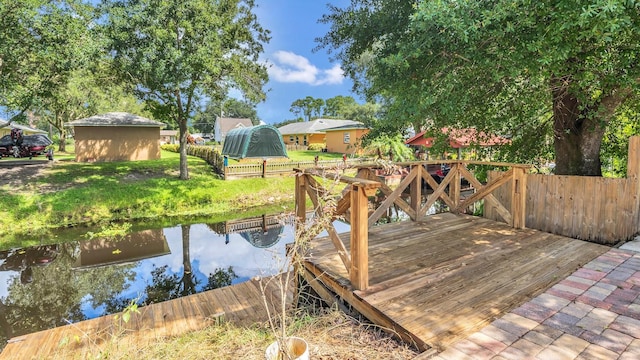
[0,299,13,340]
[58,127,67,152]
[552,78,606,176]
[180,224,195,296]
[178,117,189,180]
[551,77,625,176]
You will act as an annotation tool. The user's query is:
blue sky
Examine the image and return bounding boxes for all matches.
[253,0,357,125]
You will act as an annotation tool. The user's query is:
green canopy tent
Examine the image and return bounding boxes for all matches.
[222,125,288,159]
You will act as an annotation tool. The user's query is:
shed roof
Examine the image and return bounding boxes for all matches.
[67,112,165,127]
[323,122,367,132]
[278,119,360,135]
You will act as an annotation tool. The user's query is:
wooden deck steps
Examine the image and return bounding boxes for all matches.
[0,275,291,359]
[302,213,609,351]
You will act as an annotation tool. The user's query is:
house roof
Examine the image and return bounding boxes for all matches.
[160,130,178,136]
[0,122,47,134]
[216,117,253,134]
[323,122,367,132]
[67,112,165,127]
[406,129,510,148]
[278,119,361,135]
[405,131,435,147]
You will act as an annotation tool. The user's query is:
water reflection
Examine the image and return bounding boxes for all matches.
[0,214,350,348]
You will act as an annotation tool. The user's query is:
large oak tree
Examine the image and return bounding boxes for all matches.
[318,0,640,175]
[102,0,269,179]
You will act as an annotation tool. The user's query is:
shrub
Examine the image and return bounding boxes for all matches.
[161,144,224,175]
[161,144,180,152]
[307,143,325,151]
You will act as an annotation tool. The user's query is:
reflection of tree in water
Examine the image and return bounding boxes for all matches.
[0,242,134,349]
[141,225,237,304]
[0,224,241,351]
[141,265,237,304]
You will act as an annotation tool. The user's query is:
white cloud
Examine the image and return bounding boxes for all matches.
[320,64,345,85]
[266,51,344,86]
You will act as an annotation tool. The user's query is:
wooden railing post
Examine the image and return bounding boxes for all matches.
[410,164,422,218]
[350,183,369,290]
[295,172,306,223]
[511,167,527,229]
[627,136,640,230]
[450,162,461,210]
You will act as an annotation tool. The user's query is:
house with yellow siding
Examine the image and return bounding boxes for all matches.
[324,123,369,155]
[278,119,362,148]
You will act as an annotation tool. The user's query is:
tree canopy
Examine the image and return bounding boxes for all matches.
[0,1,150,149]
[318,0,640,175]
[290,96,325,122]
[288,95,380,125]
[102,0,269,179]
[0,1,96,127]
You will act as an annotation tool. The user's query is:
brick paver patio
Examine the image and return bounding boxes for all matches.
[433,240,640,360]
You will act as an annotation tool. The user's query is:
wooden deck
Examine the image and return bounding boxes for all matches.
[0,275,290,359]
[301,213,609,352]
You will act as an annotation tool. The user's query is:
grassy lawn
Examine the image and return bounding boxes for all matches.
[287,150,346,161]
[0,150,296,247]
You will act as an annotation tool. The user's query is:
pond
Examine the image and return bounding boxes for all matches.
[0,213,350,347]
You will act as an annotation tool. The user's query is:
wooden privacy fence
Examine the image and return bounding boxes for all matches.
[486,136,640,245]
[295,160,530,290]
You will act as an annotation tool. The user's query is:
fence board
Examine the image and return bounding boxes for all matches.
[619,180,635,239]
[570,176,585,240]
[528,174,542,230]
[582,178,597,240]
[602,178,616,241]
[545,175,558,234]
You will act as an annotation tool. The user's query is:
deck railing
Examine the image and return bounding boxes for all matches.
[295,160,531,290]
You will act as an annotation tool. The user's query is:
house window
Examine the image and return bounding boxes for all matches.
[343,132,350,144]
[303,135,308,146]
[289,135,294,143]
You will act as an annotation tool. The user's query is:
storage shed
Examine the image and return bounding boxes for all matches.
[222,125,287,159]
[67,112,165,162]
